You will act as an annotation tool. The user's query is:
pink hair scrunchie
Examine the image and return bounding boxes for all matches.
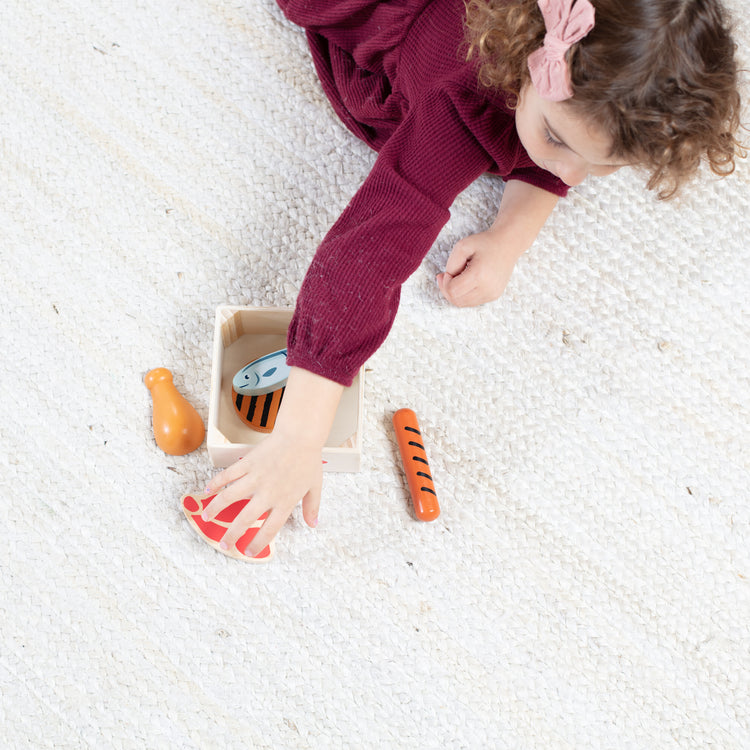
[527,0,596,102]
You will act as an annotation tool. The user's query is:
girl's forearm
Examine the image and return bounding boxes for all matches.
[491,179,559,257]
[273,366,344,448]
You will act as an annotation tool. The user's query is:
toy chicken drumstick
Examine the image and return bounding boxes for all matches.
[145,367,205,456]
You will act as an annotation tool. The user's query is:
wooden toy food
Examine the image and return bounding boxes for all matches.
[181,491,274,562]
[232,386,285,433]
[231,349,289,433]
[232,348,290,395]
[144,367,205,456]
[392,408,440,522]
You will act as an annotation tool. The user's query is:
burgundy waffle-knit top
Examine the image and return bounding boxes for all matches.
[278,0,568,386]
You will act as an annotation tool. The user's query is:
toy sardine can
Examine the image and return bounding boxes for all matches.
[232,348,290,396]
[232,384,285,434]
[231,348,289,434]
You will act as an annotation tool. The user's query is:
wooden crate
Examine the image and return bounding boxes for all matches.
[207,306,364,471]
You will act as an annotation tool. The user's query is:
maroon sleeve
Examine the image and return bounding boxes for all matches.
[286,86,497,386]
[505,166,569,197]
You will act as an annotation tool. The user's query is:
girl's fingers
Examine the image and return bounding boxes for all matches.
[242,510,287,558]
[201,482,253,522]
[440,270,479,307]
[218,498,268,552]
[206,451,251,493]
[445,239,472,276]
[301,478,322,528]
[437,272,462,304]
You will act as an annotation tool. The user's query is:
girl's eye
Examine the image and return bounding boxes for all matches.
[544,129,564,148]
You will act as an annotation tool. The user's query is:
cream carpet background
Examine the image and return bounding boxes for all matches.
[2,1,749,747]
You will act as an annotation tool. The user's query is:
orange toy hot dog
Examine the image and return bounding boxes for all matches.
[392,408,440,522]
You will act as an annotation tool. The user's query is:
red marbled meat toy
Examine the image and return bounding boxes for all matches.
[181,491,275,562]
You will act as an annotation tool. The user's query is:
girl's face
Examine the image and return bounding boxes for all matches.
[516,81,629,186]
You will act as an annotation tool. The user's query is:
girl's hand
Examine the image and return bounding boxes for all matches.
[436,230,519,307]
[202,430,323,557]
[437,179,560,308]
[202,366,344,557]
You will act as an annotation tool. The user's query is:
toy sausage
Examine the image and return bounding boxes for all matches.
[392,408,440,521]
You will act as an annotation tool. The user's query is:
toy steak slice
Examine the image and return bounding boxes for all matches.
[232,348,290,396]
[181,491,275,562]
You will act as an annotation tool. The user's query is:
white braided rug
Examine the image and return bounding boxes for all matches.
[2,1,749,747]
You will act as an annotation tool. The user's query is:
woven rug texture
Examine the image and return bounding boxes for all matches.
[1,1,749,748]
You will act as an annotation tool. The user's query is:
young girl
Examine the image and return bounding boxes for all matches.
[203,0,744,556]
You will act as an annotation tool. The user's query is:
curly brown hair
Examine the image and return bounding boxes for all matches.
[465,0,746,198]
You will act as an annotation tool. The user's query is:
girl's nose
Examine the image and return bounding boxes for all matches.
[558,159,589,186]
